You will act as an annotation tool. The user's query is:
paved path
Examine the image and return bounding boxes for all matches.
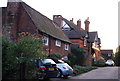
[70,67,119,79]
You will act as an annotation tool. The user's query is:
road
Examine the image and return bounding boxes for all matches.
[50,66,119,81]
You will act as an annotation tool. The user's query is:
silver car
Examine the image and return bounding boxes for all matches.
[48,57,73,78]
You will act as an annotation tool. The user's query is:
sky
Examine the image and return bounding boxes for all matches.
[0,0,119,53]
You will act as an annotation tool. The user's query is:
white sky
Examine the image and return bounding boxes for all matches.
[1,0,119,53]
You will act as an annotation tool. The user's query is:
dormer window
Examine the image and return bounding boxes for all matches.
[42,36,49,46]
[56,40,61,47]
[65,44,69,50]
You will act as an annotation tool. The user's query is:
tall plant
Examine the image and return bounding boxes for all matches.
[2,32,47,79]
[68,47,86,66]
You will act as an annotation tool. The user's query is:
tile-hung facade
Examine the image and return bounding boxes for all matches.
[53,15,95,66]
[1,0,71,57]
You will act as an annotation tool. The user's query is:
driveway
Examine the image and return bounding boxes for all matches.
[50,67,119,81]
[70,66,119,79]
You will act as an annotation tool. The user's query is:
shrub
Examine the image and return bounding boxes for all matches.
[73,65,97,75]
[114,46,120,66]
[48,53,62,59]
[68,47,86,66]
[2,34,46,80]
[94,58,106,67]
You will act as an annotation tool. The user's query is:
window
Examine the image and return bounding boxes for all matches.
[65,44,69,50]
[56,40,61,47]
[84,39,87,46]
[42,36,49,46]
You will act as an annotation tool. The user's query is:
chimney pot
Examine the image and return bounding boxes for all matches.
[70,18,74,23]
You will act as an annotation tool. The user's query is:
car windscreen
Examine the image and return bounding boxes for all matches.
[42,59,56,64]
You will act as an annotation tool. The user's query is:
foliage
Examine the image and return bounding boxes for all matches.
[68,47,86,66]
[73,65,97,75]
[48,53,62,59]
[67,53,76,66]
[114,46,120,66]
[2,32,47,79]
[2,39,19,79]
[94,58,106,67]
[64,60,71,65]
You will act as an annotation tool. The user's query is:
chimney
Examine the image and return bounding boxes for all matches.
[77,19,81,30]
[84,17,90,31]
[70,18,74,23]
[6,0,21,41]
[53,15,62,28]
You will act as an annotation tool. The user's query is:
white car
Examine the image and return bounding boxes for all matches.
[105,59,115,66]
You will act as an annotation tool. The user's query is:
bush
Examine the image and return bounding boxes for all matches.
[68,47,86,66]
[114,46,120,66]
[73,65,97,75]
[67,53,76,66]
[2,34,46,80]
[94,58,106,67]
[48,53,62,59]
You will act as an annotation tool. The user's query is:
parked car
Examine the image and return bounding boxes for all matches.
[35,59,59,80]
[105,59,115,66]
[48,57,73,78]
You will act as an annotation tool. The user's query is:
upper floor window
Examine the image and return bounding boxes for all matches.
[42,36,49,46]
[65,44,69,50]
[56,40,61,47]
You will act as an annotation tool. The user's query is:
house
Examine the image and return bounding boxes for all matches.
[53,15,93,65]
[88,31,101,64]
[1,0,71,57]
[101,49,114,60]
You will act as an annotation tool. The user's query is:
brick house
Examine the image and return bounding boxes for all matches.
[53,15,102,65]
[53,15,93,65]
[100,49,114,60]
[1,0,71,57]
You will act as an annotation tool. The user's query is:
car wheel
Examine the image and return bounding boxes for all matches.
[63,75,69,78]
[57,69,62,78]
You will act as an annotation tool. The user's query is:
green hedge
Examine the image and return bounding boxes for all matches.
[94,58,106,67]
[73,65,97,75]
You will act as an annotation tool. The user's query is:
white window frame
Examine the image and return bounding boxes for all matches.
[65,44,69,50]
[55,40,61,47]
[42,36,49,46]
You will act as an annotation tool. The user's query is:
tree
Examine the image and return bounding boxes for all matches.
[68,47,86,66]
[2,32,47,80]
[114,45,120,66]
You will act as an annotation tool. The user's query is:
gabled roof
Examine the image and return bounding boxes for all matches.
[101,50,113,54]
[62,18,87,39]
[88,31,97,42]
[101,49,113,60]
[20,2,71,43]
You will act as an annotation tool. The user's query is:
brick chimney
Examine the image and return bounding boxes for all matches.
[70,18,74,23]
[77,19,81,30]
[5,0,22,41]
[53,15,62,28]
[84,17,90,31]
